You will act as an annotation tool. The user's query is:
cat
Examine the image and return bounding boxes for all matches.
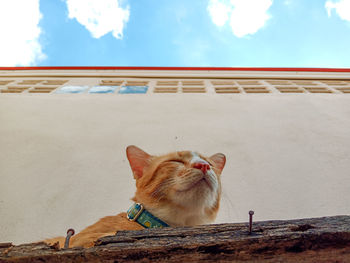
[44,145,226,248]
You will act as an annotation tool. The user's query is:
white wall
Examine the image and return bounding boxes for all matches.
[1,93,350,244]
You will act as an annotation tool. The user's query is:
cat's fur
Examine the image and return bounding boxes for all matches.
[44,145,226,248]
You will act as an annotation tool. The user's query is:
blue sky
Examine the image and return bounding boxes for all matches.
[1,0,350,67]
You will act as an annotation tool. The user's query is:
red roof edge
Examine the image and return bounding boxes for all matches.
[0,66,350,72]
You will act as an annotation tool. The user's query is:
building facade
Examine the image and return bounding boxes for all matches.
[1,67,350,245]
[1,67,350,94]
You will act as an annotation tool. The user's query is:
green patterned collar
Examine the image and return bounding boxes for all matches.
[127,203,169,228]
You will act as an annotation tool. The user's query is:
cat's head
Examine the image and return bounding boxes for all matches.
[126,145,226,227]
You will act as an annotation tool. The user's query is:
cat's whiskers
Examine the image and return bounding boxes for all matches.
[178,169,217,188]
[205,169,219,190]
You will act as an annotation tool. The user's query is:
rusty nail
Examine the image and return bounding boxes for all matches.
[249,211,254,235]
[64,228,75,249]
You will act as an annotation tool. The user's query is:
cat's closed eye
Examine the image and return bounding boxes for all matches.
[168,160,184,164]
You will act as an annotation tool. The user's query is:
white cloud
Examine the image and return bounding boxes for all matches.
[65,0,130,39]
[207,0,273,38]
[207,0,232,27]
[325,0,350,21]
[0,0,45,66]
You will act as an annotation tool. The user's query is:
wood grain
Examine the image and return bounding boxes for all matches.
[1,215,350,262]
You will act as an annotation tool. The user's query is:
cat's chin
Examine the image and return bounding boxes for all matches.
[171,182,217,211]
[176,177,210,192]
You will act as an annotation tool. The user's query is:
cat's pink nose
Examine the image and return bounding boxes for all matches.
[192,161,210,174]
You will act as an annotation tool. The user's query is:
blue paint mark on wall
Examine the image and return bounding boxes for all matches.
[56,86,88,94]
[89,86,118,94]
[119,86,148,94]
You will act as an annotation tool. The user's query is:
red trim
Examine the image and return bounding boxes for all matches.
[0,66,350,72]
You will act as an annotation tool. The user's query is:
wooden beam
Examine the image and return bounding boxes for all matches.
[1,215,350,262]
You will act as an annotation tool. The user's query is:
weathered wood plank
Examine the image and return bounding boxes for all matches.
[1,215,350,262]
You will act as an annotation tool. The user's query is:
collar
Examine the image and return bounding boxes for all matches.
[127,203,169,228]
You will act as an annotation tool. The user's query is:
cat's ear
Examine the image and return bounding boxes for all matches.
[209,153,226,172]
[126,145,151,179]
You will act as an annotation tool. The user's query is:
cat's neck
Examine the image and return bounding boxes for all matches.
[132,199,217,227]
[148,206,211,227]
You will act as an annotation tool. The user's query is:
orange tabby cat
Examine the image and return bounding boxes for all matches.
[44,145,226,248]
